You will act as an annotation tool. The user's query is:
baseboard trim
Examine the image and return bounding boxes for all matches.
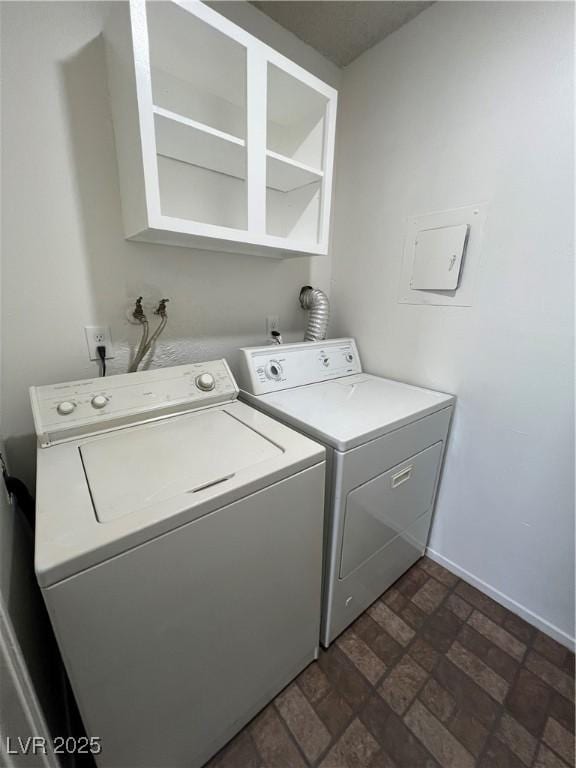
[426,547,575,652]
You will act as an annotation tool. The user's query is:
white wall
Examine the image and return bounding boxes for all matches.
[331,1,575,645]
[0,2,340,489]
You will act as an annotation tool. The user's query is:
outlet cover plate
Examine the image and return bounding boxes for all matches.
[84,326,114,360]
[266,315,280,336]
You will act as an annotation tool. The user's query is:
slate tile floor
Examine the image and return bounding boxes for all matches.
[207,557,575,768]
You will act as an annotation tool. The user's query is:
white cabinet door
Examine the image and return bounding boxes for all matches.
[105,0,337,258]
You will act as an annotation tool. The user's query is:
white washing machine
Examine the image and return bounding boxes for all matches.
[30,361,325,768]
[237,339,455,647]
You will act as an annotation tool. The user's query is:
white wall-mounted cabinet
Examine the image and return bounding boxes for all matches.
[104,0,338,258]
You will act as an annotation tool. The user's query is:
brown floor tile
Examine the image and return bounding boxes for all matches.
[250,705,306,768]
[455,582,507,625]
[479,735,526,768]
[318,645,372,711]
[533,633,570,669]
[207,730,261,768]
[526,651,575,703]
[419,558,459,587]
[503,613,536,645]
[202,560,574,768]
[382,588,408,613]
[468,610,526,662]
[446,593,473,622]
[368,601,415,647]
[368,749,398,768]
[495,712,538,766]
[434,658,500,728]
[376,711,440,767]
[401,601,428,631]
[359,693,394,745]
[410,637,440,673]
[458,623,519,683]
[395,566,429,599]
[315,689,353,737]
[319,718,379,768]
[422,607,463,654]
[506,668,554,737]
[412,578,449,614]
[337,630,387,685]
[543,717,575,766]
[379,654,428,715]
[352,614,403,667]
[298,661,331,705]
[535,744,571,768]
[448,709,489,757]
[447,641,509,703]
[419,678,456,722]
[405,699,475,768]
[275,683,331,763]
[563,652,575,677]
[550,693,576,735]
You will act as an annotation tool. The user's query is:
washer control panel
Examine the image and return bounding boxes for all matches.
[30,360,238,447]
[238,339,362,395]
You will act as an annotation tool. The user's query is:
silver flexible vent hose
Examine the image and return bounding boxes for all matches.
[299,285,330,342]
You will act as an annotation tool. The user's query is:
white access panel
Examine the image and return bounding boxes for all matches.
[410,224,468,290]
[399,203,488,307]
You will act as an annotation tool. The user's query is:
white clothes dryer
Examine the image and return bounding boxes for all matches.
[237,339,454,647]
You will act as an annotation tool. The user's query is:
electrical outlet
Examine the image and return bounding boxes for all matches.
[266,315,280,336]
[84,326,114,361]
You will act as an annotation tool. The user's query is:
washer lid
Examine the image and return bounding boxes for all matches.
[35,401,325,587]
[81,409,282,522]
[250,374,454,451]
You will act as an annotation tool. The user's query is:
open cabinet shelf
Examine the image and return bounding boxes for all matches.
[154,107,246,180]
[104,0,337,258]
[266,150,323,193]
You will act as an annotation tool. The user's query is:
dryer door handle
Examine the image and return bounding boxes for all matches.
[391,465,413,488]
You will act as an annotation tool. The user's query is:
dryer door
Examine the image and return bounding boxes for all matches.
[339,442,443,578]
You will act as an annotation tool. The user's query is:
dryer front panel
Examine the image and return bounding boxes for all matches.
[339,441,443,579]
[321,406,454,647]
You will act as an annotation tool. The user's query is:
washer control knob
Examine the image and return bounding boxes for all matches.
[346,353,354,363]
[196,373,216,392]
[57,401,75,416]
[91,395,108,409]
[322,357,330,367]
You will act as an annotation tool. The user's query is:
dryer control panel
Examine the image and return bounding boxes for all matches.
[30,360,238,447]
[238,339,362,395]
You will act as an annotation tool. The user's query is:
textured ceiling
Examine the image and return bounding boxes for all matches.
[250,1,434,67]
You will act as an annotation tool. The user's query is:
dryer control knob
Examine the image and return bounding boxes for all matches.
[196,373,216,392]
[57,401,75,415]
[91,395,108,409]
[265,361,283,381]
